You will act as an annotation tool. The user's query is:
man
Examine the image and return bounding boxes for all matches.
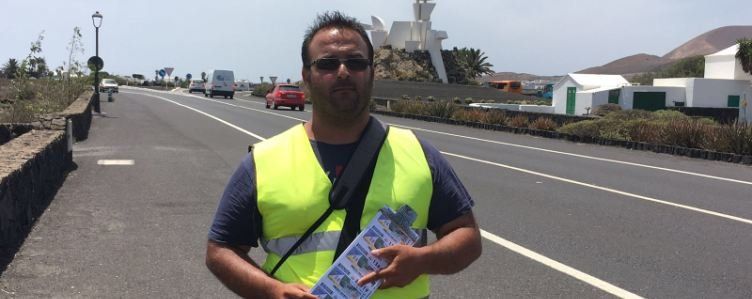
[206,11,481,298]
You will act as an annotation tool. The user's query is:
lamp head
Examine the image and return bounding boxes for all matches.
[92,11,103,28]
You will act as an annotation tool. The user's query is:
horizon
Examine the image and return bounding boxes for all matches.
[1,0,751,81]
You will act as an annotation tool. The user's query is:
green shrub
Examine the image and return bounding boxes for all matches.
[592,103,622,116]
[710,122,752,155]
[508,115,529,128]
[251,83,273,97]
[660,118,711,149]
[391,100,426,115]
[452,97,462,105]
[603,109,655,121]
[464,97,473,104]
[422,100,456,118]
[530,117,558,131]
[624,119,663,143]
[482,110,507,125]
[558,120,602,138]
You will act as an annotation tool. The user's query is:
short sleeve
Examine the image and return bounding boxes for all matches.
[419,138,475,232]
[208,154,262,247]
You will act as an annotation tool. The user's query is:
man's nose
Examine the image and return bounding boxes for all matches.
[336,62,350,79]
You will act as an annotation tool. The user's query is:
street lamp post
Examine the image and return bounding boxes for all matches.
[92,11,103,113]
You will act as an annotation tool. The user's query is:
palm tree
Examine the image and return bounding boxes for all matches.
[2,58,19,79]
[457,48,494,79]
[737,38,752,75]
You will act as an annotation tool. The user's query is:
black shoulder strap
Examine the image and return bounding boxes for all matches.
[269,118,388,276]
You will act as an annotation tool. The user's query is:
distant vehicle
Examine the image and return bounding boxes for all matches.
[204,69,235,99]
[265,84,305,111]
[99,78,119,93]
[234,81,250,91]
[487,80,522,94]
[188,79,205,93]
[132,74,146,85]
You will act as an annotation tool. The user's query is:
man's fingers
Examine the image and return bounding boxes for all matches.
[357,270,381,286]
[372,246,399,260]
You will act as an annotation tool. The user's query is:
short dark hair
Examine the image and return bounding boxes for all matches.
[301,11,374,69]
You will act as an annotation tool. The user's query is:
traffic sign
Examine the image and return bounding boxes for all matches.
[159,69,165,78]
[87,56,104,71]
[164,67,174,77]
[186,73,192,80]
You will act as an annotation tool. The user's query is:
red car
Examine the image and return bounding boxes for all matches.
[265,84,306,111]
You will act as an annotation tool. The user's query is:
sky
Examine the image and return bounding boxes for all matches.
[1,0,751,82]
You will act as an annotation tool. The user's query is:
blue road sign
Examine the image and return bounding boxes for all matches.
[159,69,166,78]
[186,73,192,80]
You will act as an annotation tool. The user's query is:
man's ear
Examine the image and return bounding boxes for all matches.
[302,68,311,85]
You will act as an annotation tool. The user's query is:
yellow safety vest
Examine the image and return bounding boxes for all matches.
[253,123,432,298]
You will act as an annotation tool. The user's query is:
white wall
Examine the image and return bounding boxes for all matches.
[574,92,593,116]
[553,77,577,114]
[621,86,686,109]
[705,56,737,80]
[591,90,610,111]
[469,103,520,111]
[734,62,752,81]
[654,78,691,87]
[691,79,750,108]
[519,105,555,113]
[740,90,752,123]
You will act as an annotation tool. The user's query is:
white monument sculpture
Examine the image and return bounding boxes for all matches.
[365,0,449,83]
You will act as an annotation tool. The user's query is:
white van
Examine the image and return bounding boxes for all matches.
[204,69,235,99]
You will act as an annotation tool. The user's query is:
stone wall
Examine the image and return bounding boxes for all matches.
[58,90,93,141]
[0,124,33,146]
[0,130,70,266]
[0,90,91,270]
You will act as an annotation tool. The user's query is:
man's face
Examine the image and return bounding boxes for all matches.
[303,27,373,124]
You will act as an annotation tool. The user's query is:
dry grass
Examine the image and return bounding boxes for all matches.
[0,77,87,123]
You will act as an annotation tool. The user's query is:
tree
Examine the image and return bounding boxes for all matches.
[737,38,752,75]
[65,27,85,79]
[456,47,494,79]
[24,31,48,78]
[2,58,19,79]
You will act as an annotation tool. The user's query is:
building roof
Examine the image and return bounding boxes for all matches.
[555,73,629,91]
[706,44,739,58]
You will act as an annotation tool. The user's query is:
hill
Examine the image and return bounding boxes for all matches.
[578,25,752,74]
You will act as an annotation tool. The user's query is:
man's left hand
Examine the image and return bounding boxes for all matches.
[357,245,425,289]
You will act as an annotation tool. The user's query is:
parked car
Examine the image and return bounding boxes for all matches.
[234,81,250,91]
[265,84,305,110]
[99,78,119,93]
[188,79,205,93]
[204,69,235,99]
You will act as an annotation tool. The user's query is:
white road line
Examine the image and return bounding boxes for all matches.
[480,230,643,299]
[128,90,752,224]
[124,92,267,141]
[443,152,752,226]
[150,87,752,187]
[395,124,752,186]
[129,90,643,298]
[97,159,134,166]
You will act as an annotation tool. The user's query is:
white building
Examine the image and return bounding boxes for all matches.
[365,0,449,83]
[552,74,629,115]
[551,44,752,122]
[705,44,752,81]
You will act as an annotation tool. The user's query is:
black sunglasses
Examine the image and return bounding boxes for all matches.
[308,58,372,71]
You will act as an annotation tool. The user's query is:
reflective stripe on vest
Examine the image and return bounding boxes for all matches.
[253,124,433,299]
[262,229,430,257]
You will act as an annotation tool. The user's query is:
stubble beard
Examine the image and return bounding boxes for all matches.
[310,82,372,127]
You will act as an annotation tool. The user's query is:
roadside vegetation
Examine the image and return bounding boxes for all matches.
[389,99,752,156]
[0,29,89,123]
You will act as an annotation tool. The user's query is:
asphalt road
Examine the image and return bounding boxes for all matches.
[1,87,751,298]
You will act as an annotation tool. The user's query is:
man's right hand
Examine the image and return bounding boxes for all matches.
[265,282,317,299]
